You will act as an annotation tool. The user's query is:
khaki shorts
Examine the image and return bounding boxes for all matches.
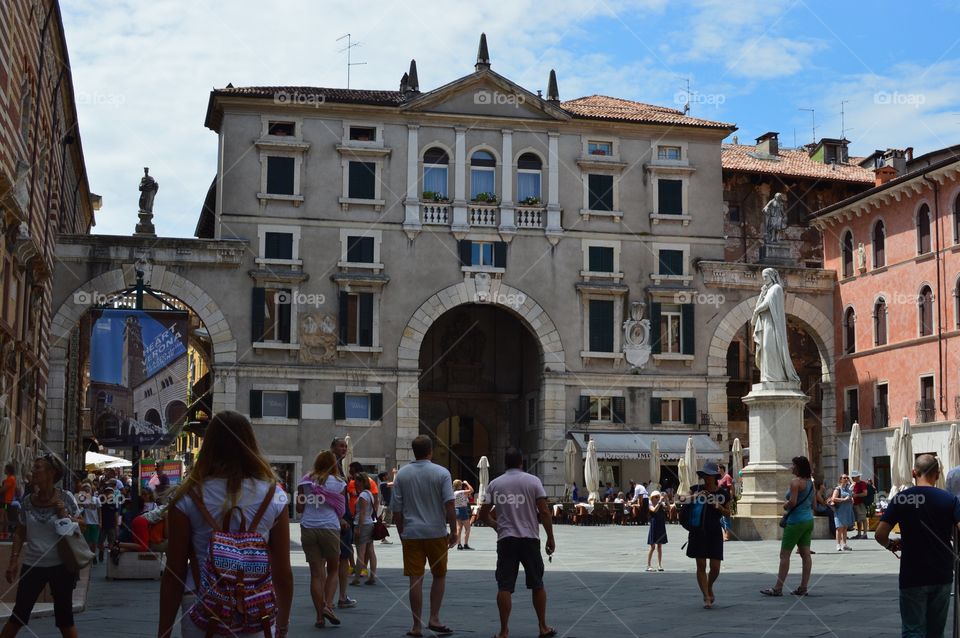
[402,537,449,578]
[355,524,374,547]
[853,503,867,522]
[301,527,341,563]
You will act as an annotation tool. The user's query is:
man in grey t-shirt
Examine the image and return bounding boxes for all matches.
[480,448,557,638]
[392,435,457,637]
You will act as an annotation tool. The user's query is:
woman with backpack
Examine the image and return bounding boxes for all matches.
[678,462,731,609]
[158,411,293,638]
[0,454,82,638]
[351,472,378,586]
[297,450,347,628]
[760,456,815,597]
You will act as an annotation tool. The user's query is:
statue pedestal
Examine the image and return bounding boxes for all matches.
[733,381,820,541]
[135,210,156,237]
[762,242,792,266]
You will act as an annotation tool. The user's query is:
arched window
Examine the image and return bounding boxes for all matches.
[917,204,932,254]
[422,147,449,199]
[842,231,854,278]
[873,298,887,346]
[872,220,885,268]
[843,307,856,354]
[470,150,496,200]
[919,285,934,336]
[517,152,543,204]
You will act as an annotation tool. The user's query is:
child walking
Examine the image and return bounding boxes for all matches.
[647,491,668,571]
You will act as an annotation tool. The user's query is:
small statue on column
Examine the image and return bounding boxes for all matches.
[135,167,158,236]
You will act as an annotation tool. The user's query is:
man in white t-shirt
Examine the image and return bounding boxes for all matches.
[479,448,557,638]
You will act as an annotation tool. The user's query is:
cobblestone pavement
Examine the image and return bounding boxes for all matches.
[25,524,914,637]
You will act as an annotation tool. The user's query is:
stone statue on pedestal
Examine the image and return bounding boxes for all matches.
[135,167,158,236]
[752,268,800,383]
[762,192,787,244]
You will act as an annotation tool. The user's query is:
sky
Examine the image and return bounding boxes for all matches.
[61,0,960,237]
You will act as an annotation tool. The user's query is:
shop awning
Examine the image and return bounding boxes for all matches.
[568,431,724,461]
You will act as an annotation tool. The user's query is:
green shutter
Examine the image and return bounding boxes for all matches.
[251,288,265,343]
[575,396,591,423]
[287,391,301,419]
[589,300,614,352]
[358,293,374,347]
[612,396,626,424]
[370,393,383,421]
[650,302,661,354]
[338,291,349,345]
[681,303,694,355]
[683,398,697,425]
[650,397,662,424]
[333,393,346,420]
[278,289,291,343]
[494,242,507,268]
[348,161,376,199]
[249,390,263,418]
[658,179,683,215]
[459,240,473,266]
[266,156,295,195]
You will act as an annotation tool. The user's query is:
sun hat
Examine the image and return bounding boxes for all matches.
[649,490,662,499]
[696,461,721,478]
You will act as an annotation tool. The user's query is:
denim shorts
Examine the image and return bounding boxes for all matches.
[899,583,951,637]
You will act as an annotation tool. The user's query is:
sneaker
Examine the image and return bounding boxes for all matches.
[836,545,843,552]
[843,545,853,551]
[337,598,358,609]
[359,568,368,577]
[350,577,361,586]
[380,539,393,545]
[462,544,474,551]
[457,544,463,550]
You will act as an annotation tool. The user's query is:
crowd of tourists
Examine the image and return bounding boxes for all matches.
[0,410,958,637]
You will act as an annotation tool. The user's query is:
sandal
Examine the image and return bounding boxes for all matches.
[427,624,454,635]
[760,588,783,597]
[322,607,341,625]
[791,587,808,596]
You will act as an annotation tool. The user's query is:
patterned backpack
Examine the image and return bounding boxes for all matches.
[187,482,278,637]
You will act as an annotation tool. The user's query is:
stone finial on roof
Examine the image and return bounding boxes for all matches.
[399,72,409,93]
[407,60,419,92]
[546,69,559,102]
[476,33,490,71]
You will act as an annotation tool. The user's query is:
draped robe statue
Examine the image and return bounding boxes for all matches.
[752,268,800,383]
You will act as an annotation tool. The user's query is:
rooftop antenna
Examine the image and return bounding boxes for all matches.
[681,76,691,114]
[793,127,797,148]
[840,100,853,139]
[337,33,366,89]
[799,107,816,143]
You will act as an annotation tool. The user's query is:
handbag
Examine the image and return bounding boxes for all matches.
[779,483,814,528]
[371,519,389,541]
[58,528,95,573]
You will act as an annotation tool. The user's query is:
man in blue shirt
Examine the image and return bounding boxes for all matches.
[876,454,960,637]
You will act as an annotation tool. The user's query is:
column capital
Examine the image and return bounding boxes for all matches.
[454,126,468,135]
[407,124,420,131]
[547,131,561,139]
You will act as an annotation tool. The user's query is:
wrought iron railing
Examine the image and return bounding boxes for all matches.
[872,404,889,429]
[916,399,936,424]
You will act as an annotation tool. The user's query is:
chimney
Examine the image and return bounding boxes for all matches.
[546,69,559,102]
[475,33,491,71]
[407,60,419,93]
[755,131,779,156]
[399,72,409,94]
[905,146,914,162]
[732,135,739,145]
[882,148,906,175]
[874,165,897,186]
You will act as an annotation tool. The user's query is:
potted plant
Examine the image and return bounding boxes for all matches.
[422,190,448,203]
[519,196,542,206]
[472,192,498,204]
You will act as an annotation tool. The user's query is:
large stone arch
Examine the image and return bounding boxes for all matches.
[394,280,568,495]
[397,280,565,372]
[45,268,238,454]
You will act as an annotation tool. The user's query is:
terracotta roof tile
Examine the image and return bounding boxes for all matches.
[213,86,406,106]
[721,144,874,183]
[561,95,735,130]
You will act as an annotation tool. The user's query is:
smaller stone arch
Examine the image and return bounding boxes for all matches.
[398,280,565,372]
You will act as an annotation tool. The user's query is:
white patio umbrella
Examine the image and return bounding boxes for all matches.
[476,455,490,505]
[343,435,353,472]
[85,451,132,471]
[648,439,661,491]
[683,436,698,493]
[585,440,600,502]
[892,418,915,497]
[848,423,862,478]
[948,423,960,472]
[678,457,690,496]
[563,439,577,498]
[936,457,945,489]
[731,438,744,498]
[889,427,903,498]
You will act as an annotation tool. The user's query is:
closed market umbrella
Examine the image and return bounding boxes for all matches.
[477,455,490,505]
[849,423,862,478]
[649,439,661,491]
[678,457,690,496]
[936,457,946,489]
[585,440,600,502]
[731,438,744,498]
[343,435,353,472]
[889,427,903,499]
[563,439,577,498]
[948,423,960,472]
[801,425,809,459]
[684,436,698,493]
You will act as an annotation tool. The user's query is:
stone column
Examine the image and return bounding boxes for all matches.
[452,127,468,232]
[499,129,515,233]
[535,375,567,497]
[395,370,421,464]
[546,132,562,238]
[733,381,808,540]
[403,125,421,233]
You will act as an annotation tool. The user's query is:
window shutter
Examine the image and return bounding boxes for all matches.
[650,397,662,424]
[575,396,591,424]
[494,242,507,268]
[348,161,376,199]
[588,300,614,352]
[361,237,375,263]
[346,236,360,263]
[658,179,683,215]
[459,240,473,266]
[370,393,383,421]
[612,396,626,424]
[683,398,698,425]
[249,390,263,419]
[278,289,292,343]
[287,391,301,419]
[681,303,695,355]
[266,156,295,195]
[338,291,349,345]
[358,292,374,347]
[333,393,346,420]
[649,302,661,354]
[251,288,266,343]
